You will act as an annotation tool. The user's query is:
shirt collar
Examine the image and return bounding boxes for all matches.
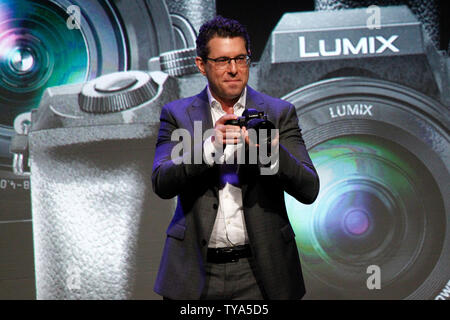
[206,85,247,113]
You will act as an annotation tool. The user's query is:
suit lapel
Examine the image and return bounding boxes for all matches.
[187,87,214,134]
[245,86,265,111]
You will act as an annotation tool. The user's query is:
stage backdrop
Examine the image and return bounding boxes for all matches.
[0,0,448,300]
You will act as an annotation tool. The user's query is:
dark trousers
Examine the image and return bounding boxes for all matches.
[200,257,266,300]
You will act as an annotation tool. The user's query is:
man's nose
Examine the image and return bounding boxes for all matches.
[227,59,238,73]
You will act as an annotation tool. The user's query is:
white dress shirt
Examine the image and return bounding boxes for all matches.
[203,86,249,248]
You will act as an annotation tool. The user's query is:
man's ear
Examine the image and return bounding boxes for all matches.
[195,57,206,76]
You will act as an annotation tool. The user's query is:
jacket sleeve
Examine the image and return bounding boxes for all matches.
[276,103,320,204]
[151,105,212,199]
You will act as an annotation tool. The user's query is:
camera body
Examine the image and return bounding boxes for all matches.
[6,0,213,300]
[225,109,275,147]
[224,109,268,127]
[12,70,181,299]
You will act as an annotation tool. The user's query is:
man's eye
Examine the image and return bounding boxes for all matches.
[236,56,246,61]
[216,58,228,63]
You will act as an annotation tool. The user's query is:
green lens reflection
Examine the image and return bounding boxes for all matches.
[286,135,443,294]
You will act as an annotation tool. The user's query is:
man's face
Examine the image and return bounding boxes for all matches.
[195,36,250,105]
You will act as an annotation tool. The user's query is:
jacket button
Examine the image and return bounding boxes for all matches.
[213,203,218,210]
[201,239,208,246]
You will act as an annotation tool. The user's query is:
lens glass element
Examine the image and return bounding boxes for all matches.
[0,0,88,127]
[286,134,445,298]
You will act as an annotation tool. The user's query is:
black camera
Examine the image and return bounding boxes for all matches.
[225,109,275,147]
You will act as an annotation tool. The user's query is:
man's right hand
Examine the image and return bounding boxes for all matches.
[212,113,242,149]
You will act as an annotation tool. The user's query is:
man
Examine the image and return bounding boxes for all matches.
[152,16,319,300]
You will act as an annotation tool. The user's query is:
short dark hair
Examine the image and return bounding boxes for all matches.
[196,15,251,60]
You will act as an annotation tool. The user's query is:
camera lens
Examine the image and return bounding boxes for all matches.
[0,1,89,127]
[0,0,91,222]
[283,77,449,299]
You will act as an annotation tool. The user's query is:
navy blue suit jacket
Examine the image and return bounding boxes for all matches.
[152,86,319,299]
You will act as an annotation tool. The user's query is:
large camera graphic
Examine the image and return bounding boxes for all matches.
[1,0,213,299]
[2,0,449,299]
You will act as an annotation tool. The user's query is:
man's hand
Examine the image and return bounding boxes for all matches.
[241,126,280,151]
[212,114,242,149]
